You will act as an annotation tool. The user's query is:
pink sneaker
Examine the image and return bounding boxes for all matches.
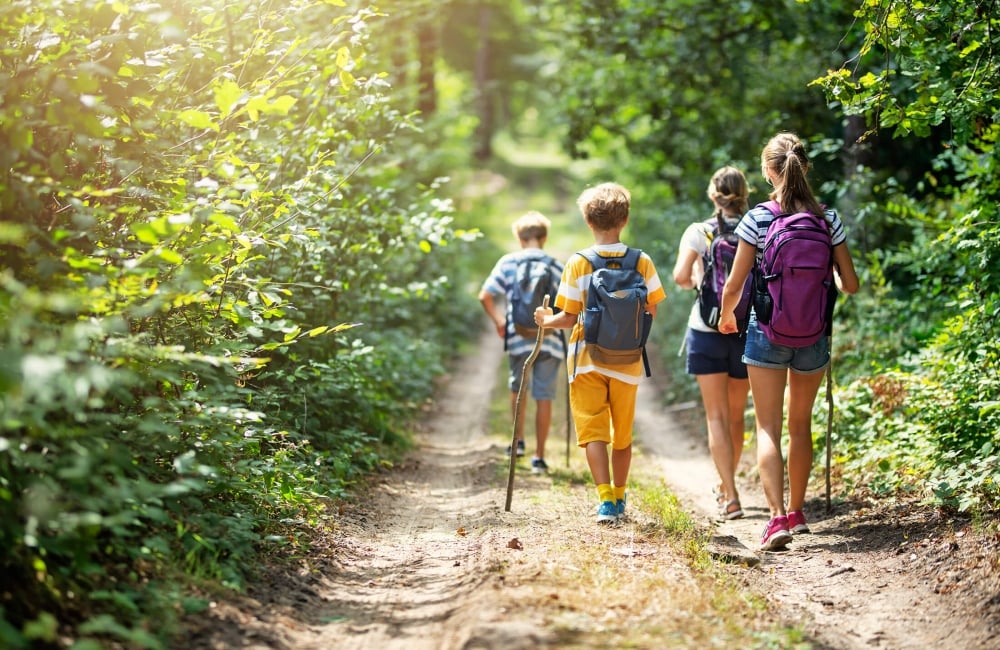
[760,516,793,551]
[788,510,810,534]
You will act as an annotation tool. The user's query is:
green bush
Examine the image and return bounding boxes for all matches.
[0,0,480,646]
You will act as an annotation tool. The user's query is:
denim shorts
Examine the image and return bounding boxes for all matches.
[509,352,562,400]
[742,316,829,374]
[685,329,748,379]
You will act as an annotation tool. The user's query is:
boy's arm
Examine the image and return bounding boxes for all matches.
[478,288,506,339]
[642,255,667,319]
[534,307,577,330]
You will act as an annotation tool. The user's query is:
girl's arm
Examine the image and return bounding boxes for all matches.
[671,246,700,290]
[832,243,860,294]
[717,240,755,334]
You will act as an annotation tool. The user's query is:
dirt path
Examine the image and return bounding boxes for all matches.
[185,326,1000,649]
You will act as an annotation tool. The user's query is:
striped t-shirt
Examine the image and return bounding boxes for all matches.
[735,203,847,253]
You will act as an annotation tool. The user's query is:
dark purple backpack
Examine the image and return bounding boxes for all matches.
[753,201,836,347]
[697,217,751,332]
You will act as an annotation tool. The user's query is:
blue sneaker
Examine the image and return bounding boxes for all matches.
[597,500,618,524]
[616,495,627,521]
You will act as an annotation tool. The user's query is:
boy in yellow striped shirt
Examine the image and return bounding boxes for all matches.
[534,182,666,523]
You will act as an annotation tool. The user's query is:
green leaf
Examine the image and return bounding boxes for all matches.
[215,80,244,119]
[177,109,219,131]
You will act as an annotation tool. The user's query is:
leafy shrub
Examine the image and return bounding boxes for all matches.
[0,0,480,646]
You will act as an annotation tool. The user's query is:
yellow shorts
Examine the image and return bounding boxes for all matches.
[569,371,638,449]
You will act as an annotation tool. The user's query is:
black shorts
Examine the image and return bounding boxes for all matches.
[685,328,749,379]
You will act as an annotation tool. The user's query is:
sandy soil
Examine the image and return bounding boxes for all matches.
[182,326,1000,649]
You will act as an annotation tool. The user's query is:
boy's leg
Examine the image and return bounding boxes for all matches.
[585,441,611,486]
[570,373,615,506]
[529,354,561,460]
[610,445,631,490]
[534,399,551,458]
[607,378,639,490]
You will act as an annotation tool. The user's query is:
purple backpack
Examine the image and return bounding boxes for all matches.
[752,201,835,347]
[697,217,751,331]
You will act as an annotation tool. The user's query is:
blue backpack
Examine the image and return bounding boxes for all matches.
[507,252,562,348]
[579,248,652,376]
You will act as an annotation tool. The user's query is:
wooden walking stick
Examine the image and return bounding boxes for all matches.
[505,296,548,512]
[565,375,572,467]
[825,342,834,514]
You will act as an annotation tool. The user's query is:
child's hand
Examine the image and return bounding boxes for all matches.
[534,306,553,328]
[718,312,737,335]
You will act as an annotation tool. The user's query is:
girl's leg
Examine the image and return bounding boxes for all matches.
[748,365,790,518]
[727,377,750,470]
[786,370,826,513]
[696,373,739,504]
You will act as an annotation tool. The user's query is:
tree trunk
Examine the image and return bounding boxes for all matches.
[473,4,493,162]
[417,21,437,117]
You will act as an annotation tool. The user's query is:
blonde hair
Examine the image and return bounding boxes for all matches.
[576,182,631,231]
[706,166,749,218]
[512,210,551,242]
[761,132,823,216]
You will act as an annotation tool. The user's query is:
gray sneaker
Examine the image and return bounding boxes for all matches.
[505,439,526,457]
[530,457,549,474]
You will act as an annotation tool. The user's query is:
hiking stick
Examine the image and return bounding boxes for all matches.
[565,376,571,467]
[825,340,834,514]
[505,296,548,512]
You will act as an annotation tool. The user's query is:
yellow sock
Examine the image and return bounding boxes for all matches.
[614,485,626,501]
[597,484,615,503]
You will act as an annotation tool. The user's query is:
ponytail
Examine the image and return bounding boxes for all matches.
[761,133,823,216]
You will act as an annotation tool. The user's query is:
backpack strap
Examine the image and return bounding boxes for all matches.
[578,247,642,271]
[758,200,782,216]
[577,248,604,270]
[758,200,829,219]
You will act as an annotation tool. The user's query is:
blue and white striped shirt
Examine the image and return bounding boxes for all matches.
[735,203,847,253]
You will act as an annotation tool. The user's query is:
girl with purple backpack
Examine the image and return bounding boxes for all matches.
[671,166,752,522]
[718,132,859,551]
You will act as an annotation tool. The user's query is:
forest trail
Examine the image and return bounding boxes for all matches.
[183,324,999,649]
